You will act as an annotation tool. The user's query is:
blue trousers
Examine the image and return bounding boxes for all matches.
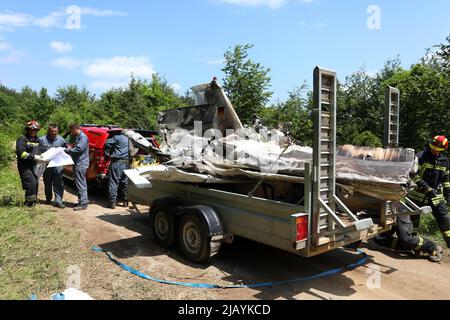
[108,161,129,204]
[74,166,88,206]
[43,167,64,204]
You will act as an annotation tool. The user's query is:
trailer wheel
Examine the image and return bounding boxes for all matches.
[178,214,211,263]
[150,205,175,248]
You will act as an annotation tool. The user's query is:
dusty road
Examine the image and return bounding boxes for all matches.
[41,179,450,300]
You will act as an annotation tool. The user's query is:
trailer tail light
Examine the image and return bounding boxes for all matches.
[296,216,308,242]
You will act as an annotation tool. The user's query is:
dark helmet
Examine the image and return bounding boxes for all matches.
[25,120,40,130]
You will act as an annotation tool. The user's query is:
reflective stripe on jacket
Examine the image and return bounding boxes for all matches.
[408,148,450,204]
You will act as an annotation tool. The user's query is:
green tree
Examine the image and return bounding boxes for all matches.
[261,84,313,145]
[222,44,273,124]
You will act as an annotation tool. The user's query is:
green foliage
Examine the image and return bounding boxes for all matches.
[349,131,382,147]
[260,84,313,145]
[0,165,23,206]
[222,44,273,124]
[385,63,450,150]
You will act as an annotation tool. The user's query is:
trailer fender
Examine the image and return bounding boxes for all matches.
[149,197,182,215]
[180,205,224,238]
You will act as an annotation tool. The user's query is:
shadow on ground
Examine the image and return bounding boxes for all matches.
[93,209,400,300]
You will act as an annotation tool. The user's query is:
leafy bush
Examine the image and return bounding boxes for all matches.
[0,166,23,206]
[0,129,16,168]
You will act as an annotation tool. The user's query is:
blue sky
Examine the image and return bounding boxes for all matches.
[0,0,449,102]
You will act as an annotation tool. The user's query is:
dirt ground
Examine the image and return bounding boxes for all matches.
[40,179,450,300]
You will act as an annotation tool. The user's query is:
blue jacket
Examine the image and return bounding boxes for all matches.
[39,135,67,153]
[66,131,89,168]
[105,134,129,161]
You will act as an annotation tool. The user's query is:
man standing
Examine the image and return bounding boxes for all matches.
[408,135,450,247]
[39,124,67,209]
[105,132,130,209]
[65,123,89,211]
[16,120,43,207]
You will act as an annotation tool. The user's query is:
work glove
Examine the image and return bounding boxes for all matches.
[426,188,439,199]
[34,155,47,163]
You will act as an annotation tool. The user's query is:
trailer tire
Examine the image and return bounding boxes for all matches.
[178,214,211,263]
[150,204,176,248]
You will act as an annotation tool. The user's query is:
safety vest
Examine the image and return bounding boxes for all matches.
[408,149,450,205]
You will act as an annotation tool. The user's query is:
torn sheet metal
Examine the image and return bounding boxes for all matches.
[153,81,415,201]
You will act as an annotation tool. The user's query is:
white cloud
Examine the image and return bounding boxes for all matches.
[50,41,73,54]
[52,55,155,91]
[0,11,33,29]
[0,42,12,52]
[0,6,125,31]
[84,56,155,79]
[34,11,65,28]
[171,83,182,92]
[52,57,84,69]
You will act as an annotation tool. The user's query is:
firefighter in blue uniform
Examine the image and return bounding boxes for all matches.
[16,120,43,207]
[104,132,130,209]
[39,124,67,209]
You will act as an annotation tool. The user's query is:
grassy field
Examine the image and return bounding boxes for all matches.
[0,166,79,300]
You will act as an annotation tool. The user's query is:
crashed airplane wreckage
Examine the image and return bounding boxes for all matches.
[129,79,416,204]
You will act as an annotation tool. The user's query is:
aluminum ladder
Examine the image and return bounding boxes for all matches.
[381,86,432,224]
[383,86,400,148]
[311,67,374,246]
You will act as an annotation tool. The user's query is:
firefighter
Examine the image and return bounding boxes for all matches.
[374,216,443,262]
[408,135,450,248]
[16,120,44,207]
[39,124,67,209]
[104,132,130,209]
[65,123,89,211]
[373,135,450,262]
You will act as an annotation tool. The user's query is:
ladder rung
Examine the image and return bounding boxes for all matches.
[321,127,331,130]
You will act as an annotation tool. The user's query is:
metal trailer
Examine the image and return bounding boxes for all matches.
[128,67,429,263]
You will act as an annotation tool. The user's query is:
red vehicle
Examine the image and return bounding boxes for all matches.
[63,124,159,187]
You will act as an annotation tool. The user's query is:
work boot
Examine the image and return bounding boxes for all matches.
[55,202,66,209]
[428,246,444,263]
[24,200,37,207]
[73,204,88,211]
[44,199,52,205]
[107,202,116,209]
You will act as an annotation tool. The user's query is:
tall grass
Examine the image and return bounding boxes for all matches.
[0,166,79,299]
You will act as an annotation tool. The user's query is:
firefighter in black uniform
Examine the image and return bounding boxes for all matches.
[408,135,450,247]
[16,120,44,207]
[374,135,449,262]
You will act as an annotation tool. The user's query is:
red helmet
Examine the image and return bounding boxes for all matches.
[26,120,40,130]
[429,135,449,152]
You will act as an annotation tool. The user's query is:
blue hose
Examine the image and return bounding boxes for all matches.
[91,246,368,289]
